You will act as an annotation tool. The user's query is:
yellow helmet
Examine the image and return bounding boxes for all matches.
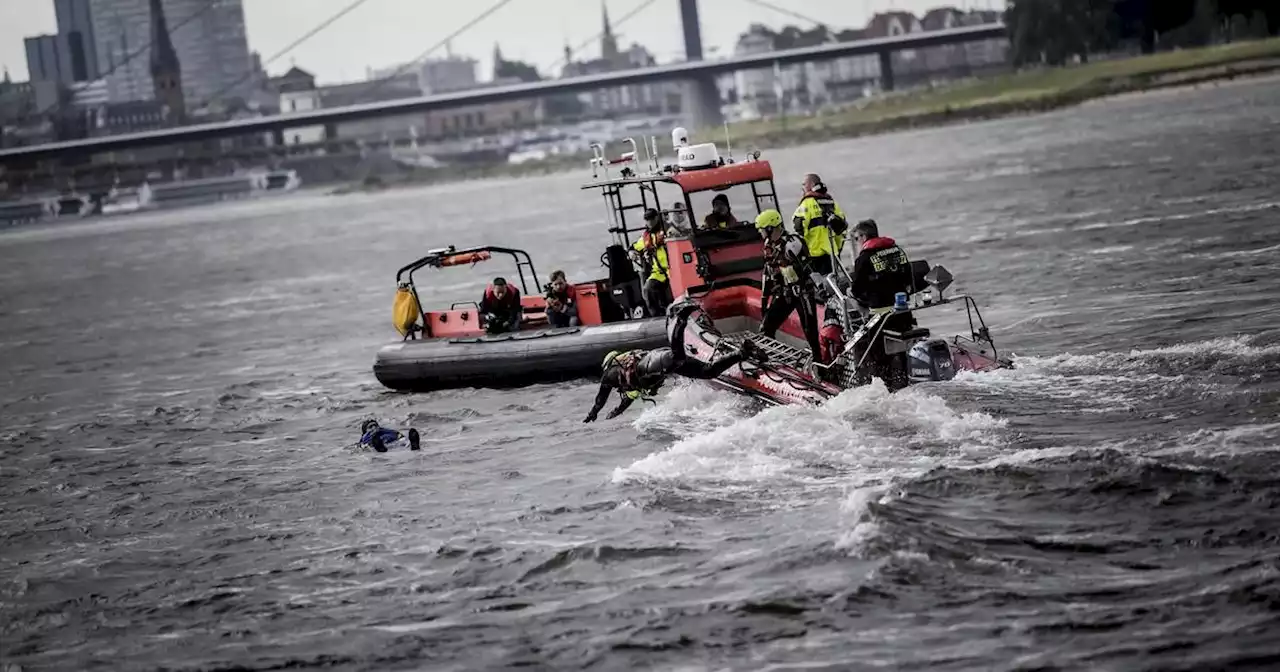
[755,209,783,230]
[602,350,622,368]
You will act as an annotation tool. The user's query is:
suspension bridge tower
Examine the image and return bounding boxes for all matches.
[679,0,725,130]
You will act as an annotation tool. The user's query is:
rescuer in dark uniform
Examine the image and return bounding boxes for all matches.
[583,304,763,422]
[756,208,822,364]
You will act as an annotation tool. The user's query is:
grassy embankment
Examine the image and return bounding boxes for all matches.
[730,36,1280,147]
[339,37,1280,192]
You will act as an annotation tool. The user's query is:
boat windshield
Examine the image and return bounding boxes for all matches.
[684,180,778,233]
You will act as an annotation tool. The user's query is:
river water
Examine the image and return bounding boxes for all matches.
[2,77,1279,671]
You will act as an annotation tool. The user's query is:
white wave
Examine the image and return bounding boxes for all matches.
[612,381,1006,487]
[1076,200,1280,232]
[1148,422,1280,458]
[834,486,884,556]
[1008,336,1280,375]
[630,380,752,435]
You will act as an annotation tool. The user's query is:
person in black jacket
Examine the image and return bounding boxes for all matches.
[849,219,914,312]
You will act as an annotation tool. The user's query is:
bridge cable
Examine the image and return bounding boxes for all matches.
[737,0,827,28]
[360,0,519,98]
[201,0,377,108]
[33,0,221,118]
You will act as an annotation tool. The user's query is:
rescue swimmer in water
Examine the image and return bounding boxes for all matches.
[359,419,421,452]
[583,303,766,422]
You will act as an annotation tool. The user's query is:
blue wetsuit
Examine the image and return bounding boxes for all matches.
[360,428,403,450]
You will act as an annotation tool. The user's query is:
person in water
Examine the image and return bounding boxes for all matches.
[583,303,764,422]
[756,209,823,363]
[544,269,579,328]
[792,173,849,277]
[480,276,522,334]
[359,419,421,452]
[701,193,738,230]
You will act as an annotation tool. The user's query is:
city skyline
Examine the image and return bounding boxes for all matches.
[0,0,1004,85]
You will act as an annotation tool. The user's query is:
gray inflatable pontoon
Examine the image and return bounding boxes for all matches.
[373,318,669,391]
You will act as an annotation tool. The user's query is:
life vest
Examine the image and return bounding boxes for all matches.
[762,233,808,295]
[702,212,736,230]
[482,285,520,312]
[854,236,913,309]
[605,349,644,391]
[793,191,847,259]
[632,233,669,282]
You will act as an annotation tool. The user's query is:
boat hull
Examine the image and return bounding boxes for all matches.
[373,318,669,391]
[674,284,1011,406]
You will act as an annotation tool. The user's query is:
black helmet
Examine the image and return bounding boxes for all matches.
[361,419,380,435]
[643,208,660,221]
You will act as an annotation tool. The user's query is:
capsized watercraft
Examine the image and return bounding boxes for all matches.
[373,125,793,391]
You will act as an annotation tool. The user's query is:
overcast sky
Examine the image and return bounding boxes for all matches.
[1,0,1002,84]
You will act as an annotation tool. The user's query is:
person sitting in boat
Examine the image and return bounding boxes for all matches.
[583,303,764,422]
[544,269,579,328]
[630,210,672,317]
[359,419,421,453]
[701,193,738,230]
[755,209,823,364]
[792,173,849,277]
[480,277,522,334]
[666,201,691,235]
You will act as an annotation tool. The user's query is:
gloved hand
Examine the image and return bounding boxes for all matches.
[606,407,625,420]
[583,411,598,423]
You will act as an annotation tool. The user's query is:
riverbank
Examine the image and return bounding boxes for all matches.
[731,37,1280,147]
[331,37,1280,194]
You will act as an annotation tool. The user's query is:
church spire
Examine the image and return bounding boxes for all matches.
[149,0,185,122]
[492,42,504,80]
[601,0,619,61]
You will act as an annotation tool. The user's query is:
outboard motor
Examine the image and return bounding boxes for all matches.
[604,243,645,319]
[907,338,957,383]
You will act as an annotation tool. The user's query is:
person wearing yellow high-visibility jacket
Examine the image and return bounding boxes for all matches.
[792,173,849,277]
[630,209,672,317]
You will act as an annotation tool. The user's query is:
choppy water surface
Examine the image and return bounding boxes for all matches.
[3,78,1279,670]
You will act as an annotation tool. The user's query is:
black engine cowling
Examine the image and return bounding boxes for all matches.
[907,338,956,383]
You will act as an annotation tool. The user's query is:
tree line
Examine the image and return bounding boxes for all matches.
[1007,0,1279,65]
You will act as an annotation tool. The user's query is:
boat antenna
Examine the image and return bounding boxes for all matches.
[724,120,733,162]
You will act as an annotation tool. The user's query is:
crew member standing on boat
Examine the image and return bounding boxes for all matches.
[583,304,762,422]
[631,209,672,317]
[480,277,522,334]
[792,173,849,277]
[847,218,917,381]
[850,219,914,313]
[756,209,822,363]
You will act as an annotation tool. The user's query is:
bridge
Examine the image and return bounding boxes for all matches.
[0,3,1006,165]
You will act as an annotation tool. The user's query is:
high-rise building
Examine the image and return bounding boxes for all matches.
[24,35,71,84]
[90,0,253,105]
[55,0,100,80]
